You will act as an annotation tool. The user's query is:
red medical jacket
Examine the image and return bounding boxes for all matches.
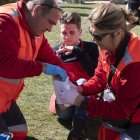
[0,1,65,79]
[81,33,140,123]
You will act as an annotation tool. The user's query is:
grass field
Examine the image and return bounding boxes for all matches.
[17,3,140,140]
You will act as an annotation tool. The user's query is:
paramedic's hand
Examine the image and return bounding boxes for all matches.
[59,86,84,106]
[43,64,67,82]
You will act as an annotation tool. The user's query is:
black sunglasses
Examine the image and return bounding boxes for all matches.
[89,29,110,41]
[41,4,63,13]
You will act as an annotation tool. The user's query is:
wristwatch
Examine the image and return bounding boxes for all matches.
[79,98,88,109]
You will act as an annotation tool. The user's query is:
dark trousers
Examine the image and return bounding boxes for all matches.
[0,102,28,139]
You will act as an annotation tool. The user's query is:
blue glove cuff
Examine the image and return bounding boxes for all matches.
[44,64,67,81]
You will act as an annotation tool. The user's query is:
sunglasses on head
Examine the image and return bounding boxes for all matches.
[41,4,63,13]
[89,28,110,41]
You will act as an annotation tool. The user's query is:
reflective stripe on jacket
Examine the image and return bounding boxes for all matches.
[101,33,140,124]
[0,3,43,113]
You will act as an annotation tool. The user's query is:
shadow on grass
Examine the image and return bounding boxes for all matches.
[57,117,72,130]
[25,136,56,140]
[25,136,38,140]
[79,13,89,17]
[57,117,102,140]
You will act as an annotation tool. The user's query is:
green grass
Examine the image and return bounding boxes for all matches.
[17,3,140,140]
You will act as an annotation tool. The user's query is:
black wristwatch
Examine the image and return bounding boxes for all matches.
[79,98,88,109]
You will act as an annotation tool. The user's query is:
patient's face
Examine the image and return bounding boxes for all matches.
[60,24,82,46]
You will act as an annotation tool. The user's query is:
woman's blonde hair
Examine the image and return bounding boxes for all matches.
[88,3,132,32]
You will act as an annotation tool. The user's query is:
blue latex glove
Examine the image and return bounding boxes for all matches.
[44,64,67,81]
[0,132,13,140]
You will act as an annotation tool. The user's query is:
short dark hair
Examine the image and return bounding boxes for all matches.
[59,12,81,29]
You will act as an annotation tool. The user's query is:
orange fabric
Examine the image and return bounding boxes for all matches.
[0,3,17,12]
[114,34,140,80]
[0,79,24,112]
[49,93,56,115]
[97,34,140,139]
[100,33,140,81]
[99,33,140,123]
[0,3,43,113]
[0,3,43,61]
